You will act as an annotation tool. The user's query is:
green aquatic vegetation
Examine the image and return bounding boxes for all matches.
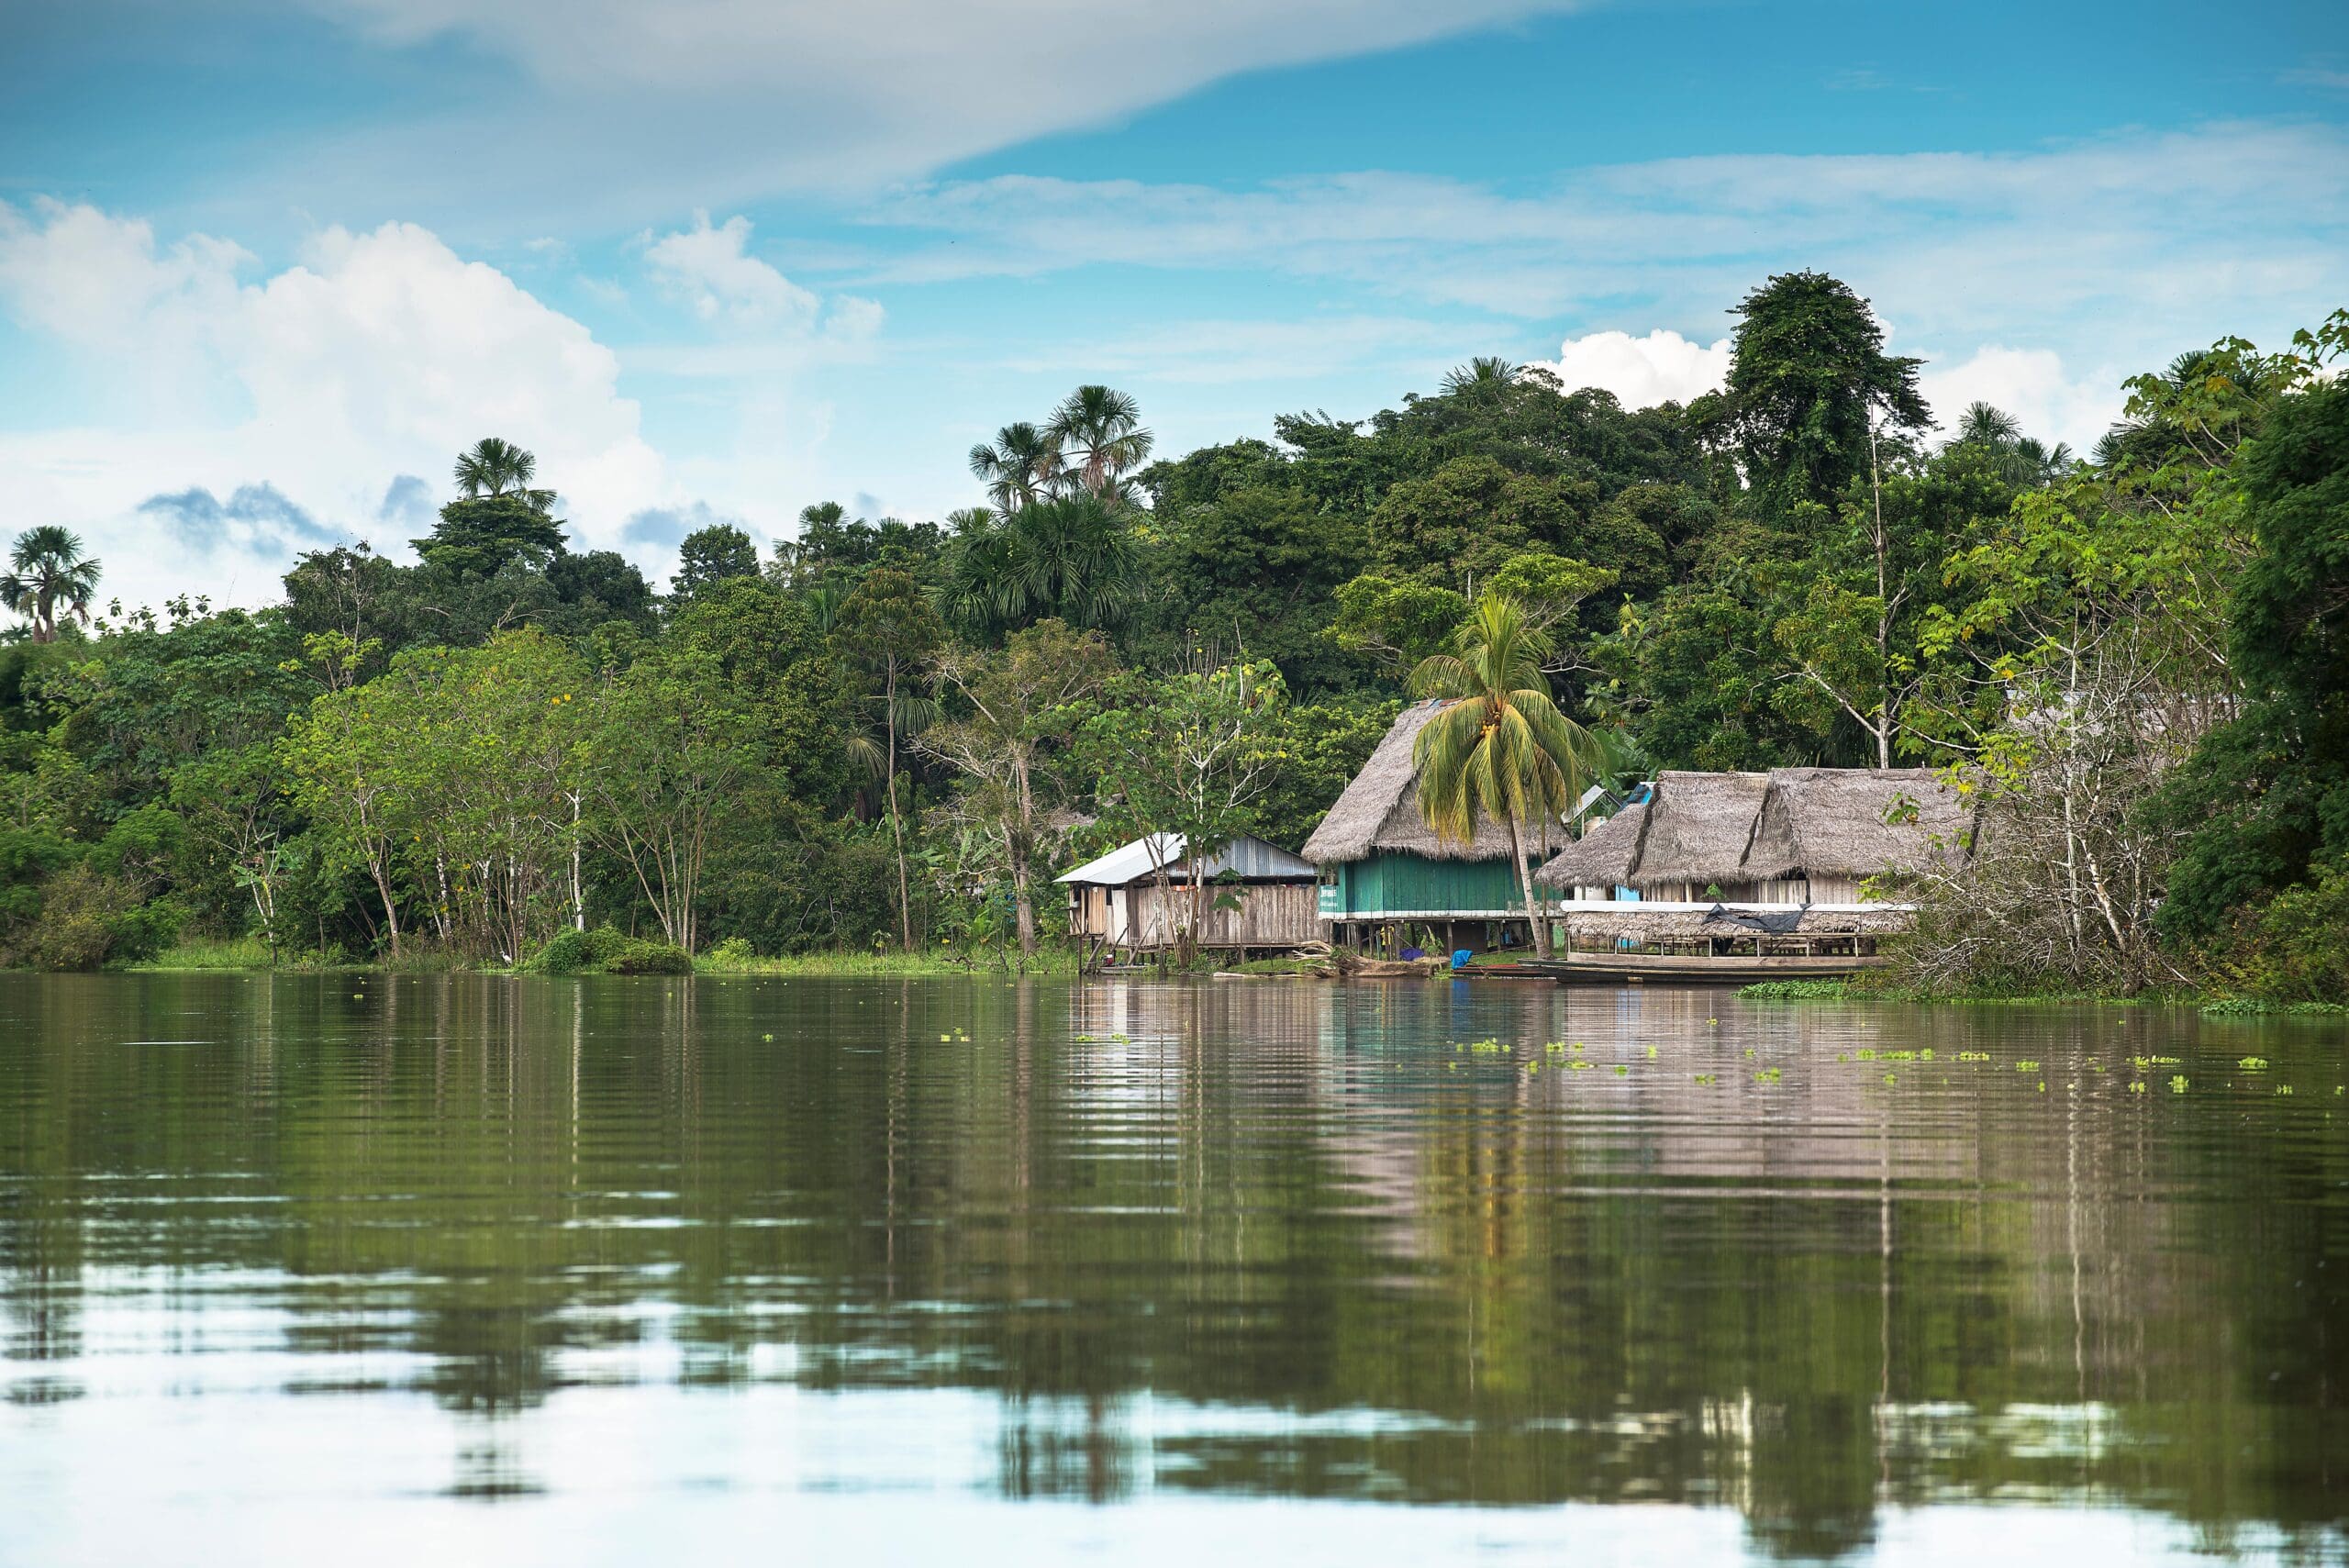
[1693,1073,1717,1085]
[2239,1056,2270,1070]
[1737,980,1850,1000]
[2016,1061,2041,1073]
[2171,1075,2189,1093]
[1613,1063,1629,1076]
[2129,1081,2147,1093]
[1883,1050,1917,1062]
[1956,1051,1991,1062]
[1883,1073,1898,1085]
[1645,1045,1657,1059]
[1569,1060,1594,1072]
[1856,1049,1876,1061]
[2201,997,2349,1018]
[2277,1084,2296,1095]
[762,1033,774,1042]
[1754,1067,1783,1084]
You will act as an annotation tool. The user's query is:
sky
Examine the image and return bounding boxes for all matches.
[2,0,2344,612]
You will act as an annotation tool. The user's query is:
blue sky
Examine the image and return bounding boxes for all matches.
[3,0,2344,609]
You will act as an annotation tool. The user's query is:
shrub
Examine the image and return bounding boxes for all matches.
[526,926,693,975]
[704,936,758,968]
[26,864,180,971]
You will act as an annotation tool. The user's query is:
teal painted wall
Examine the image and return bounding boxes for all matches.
[1320,852,1531,918]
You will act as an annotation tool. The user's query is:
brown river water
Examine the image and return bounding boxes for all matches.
[1,973,2343,1564]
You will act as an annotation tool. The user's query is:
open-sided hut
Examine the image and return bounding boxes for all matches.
[1058,833,1317,956]
[1301,699,1557,949]
[1739,767,1972,902]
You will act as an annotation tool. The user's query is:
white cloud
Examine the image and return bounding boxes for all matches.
[1919,345,2121,454]
[1541,328,1729,409]
[258,0,1584,221]
[644,212,820,328]
[642,212,883,342]
[0,201,674,610]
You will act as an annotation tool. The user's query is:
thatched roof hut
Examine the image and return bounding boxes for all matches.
[1741,767,1972,882]
[1300,699,1538,864]
[1532,803,1646,890]
[1625,771,1769,892]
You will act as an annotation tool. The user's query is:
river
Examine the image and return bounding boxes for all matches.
[1,973,2342,1564]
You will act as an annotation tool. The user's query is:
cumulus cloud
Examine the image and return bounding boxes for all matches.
[642,211,881,340]
[1541,328,1730,409]
[1919,345,2122,454]
[0,200,674,610]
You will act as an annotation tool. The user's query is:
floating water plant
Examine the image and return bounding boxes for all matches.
[1613,1063,1628,1076]
[2170,1075,2189,1093]
[2239,1056,2270,1071]
[1957,1051,1991,1062]
[2129,1081,2147,1094]
[2277,1084,2295,1096]
[2016,1061,2041,1073]
[1694,1073,1716,1085]
[1857,1049,1876,1062]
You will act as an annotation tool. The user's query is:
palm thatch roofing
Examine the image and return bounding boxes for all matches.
[1564,904,1915,942]
[1741,768,1973,882]
[1625,771,1770,891]
[1533,803,1646,890]
[1300,700,1548,864]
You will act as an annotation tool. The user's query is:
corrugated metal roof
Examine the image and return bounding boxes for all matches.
[1055,833,1313,885]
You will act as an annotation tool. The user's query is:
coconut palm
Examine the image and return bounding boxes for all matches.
[1408,595,1598,960]
[2,525,103,643]
[968,422,1063,511]
[452,438,556,515]
[1048,385,1152,499]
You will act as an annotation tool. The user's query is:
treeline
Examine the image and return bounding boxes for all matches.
[2,272,2343,995]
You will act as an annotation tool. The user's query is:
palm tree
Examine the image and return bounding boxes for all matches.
[2,526,103,643]
[452,438,555,515]
[1441,356,1520,397]
[1000,495,1141,629]
[968,422,1063,511]
[1408,596,1598,960]
[1954,402,2022,447]
[1048,385,1152,499]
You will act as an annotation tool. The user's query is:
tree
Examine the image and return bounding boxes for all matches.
[452,438,555,514]
[831,566,944,950]
[671,523,761,601]
[584,639,763,955]
[1697,271,1930,517]
[1408,596,1598,959]
[941,495,1141,636]
[969,422,1065,511]
[918,621,1117,958]
[1079,659,1289,963]
[414,495,568,580]
[3,526,103,644]
[1049,384,1153,499]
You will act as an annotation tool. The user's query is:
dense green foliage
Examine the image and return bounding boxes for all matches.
[3,275,2341,995]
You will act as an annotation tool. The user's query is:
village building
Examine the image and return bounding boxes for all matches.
[1058,832,1318,959]
[1534,766,1973,979]
[1300,700,1561,952]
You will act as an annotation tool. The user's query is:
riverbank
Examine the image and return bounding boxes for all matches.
[118,935,1086,979]
[1737,976,2346,1018]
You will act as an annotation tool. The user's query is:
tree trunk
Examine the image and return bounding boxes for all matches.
[886,667,912,951]
[1508,814,1553,960]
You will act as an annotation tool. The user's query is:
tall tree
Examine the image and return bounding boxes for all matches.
[2,527,103,644]
[670,523,761,601]
[452,438,555,514]
[1698,272,1930,517]
[831,567,945,951]
[1049,385,1153,499]
[919,620,1117,958]
[1408,596,1598,960]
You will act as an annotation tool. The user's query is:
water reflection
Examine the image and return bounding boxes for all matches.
[0,973,2343,1562]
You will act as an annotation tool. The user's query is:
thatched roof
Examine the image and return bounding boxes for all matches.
[1300,700,1542,864]
[1742,768,1972,882]
[1564,904,1915,942]
[1626,771,1769,890]
[1533,803,1646,890]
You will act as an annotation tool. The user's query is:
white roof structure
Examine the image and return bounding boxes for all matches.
[1056,833,1315,886]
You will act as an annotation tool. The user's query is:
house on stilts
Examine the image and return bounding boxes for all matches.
[1300,699,1563,953]
[1534,766,1973,979]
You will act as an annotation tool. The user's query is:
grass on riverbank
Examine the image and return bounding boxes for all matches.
[120,935,1088,978]
[696,948,1085,978]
